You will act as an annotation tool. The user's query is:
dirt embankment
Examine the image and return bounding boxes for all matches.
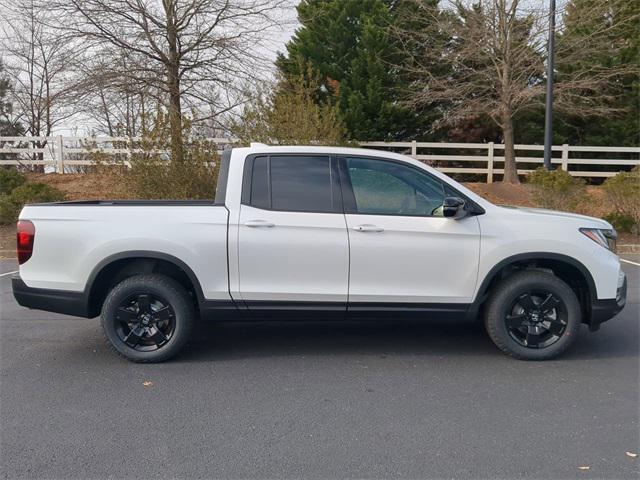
[464,182,536,208]
[25,172,609,216]
[0,225,14,258]
[0,174,635,259]
[463,182,611,218]
[463,182,636,247]
[25,172,130,200]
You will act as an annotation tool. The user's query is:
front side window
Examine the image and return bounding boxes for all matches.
[247,155,338,213]
[345,157,446,216]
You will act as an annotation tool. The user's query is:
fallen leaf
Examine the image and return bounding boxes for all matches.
[626,452,638,458]
[142,381,154,387]
[578,466,590,471]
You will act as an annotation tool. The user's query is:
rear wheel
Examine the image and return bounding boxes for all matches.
[484,270,581,360]
[101,274,194,363]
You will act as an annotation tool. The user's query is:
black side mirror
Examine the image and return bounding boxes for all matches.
[442,196,467,219]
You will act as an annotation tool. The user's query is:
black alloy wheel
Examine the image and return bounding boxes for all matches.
[114,293,176,351]
[484,270,581,360]
[504,291,568,348]
[101,274,194,362]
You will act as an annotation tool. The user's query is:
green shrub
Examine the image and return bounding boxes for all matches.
[602,168,639,235]
[84,112,220,200]
[603,212,636,233]
[125,152,218,200]
[526,167,587,211]
[0,168,26,195]
[0,183,66,224]
[231,64,349,146]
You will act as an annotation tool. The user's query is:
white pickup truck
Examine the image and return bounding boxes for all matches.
[13,145,626,362]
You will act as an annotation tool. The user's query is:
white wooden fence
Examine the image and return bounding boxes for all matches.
[361,141,640,183]
[1,136,638,183]
[0,135,234,170]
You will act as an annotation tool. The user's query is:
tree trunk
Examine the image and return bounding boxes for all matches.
[99,89,114,136]
[501,113,519,184]
[164,0,183,163]
[167,68,183,163]
[139,92,147,136]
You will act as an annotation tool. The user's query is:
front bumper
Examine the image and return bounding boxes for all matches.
[12,275,91,318]
[589,271,627,330]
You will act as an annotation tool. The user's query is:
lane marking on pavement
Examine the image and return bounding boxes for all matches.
[0,270,18,277]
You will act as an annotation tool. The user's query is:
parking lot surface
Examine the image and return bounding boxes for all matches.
[1,257,638,479]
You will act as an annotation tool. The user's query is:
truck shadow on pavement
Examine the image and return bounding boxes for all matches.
[171,318,637,363]
[178,320,495,362]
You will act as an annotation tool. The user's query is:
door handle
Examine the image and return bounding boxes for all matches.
[244,220,275,228]
[353,224,384,233]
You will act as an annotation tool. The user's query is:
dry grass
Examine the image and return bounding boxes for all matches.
[0,224,15,259]
[463,182,536,208]
[21,173,619,219]
[463,183,612,218]
[25,172,131,200]
[0,175,634,260]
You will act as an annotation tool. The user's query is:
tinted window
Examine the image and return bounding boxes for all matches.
[214,149,231,204]
[246,155,337,213]
[346,157,446,216]
[270,156,334,212]
[250,156,270,209]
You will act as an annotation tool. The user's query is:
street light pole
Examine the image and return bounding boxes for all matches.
[543,0,556,170]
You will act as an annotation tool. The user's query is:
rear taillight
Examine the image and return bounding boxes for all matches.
[17,220,35,265]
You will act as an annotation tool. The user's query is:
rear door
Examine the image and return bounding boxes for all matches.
[237,154,349,312]
[340,156,481,312]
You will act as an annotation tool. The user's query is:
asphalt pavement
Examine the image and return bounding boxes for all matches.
[1,257,638,479]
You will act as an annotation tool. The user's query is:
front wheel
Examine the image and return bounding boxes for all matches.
[484,270,581,360]
[101,274,194,363]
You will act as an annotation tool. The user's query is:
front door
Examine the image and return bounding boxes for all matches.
[238,154,349,312]
[340,156,481,312]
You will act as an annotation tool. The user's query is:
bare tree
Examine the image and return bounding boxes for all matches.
[47,0,291,163]
[393,0,639,183]
[73,50,162,136]
[0,0,78,166]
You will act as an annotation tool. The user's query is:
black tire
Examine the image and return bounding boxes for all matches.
[484,270,581,360]
[101,274,194,363]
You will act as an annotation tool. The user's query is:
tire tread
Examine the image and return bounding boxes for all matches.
[484,270,581,360]
[101,274,194,363]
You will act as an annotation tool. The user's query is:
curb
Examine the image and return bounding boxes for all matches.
[619,245,640,254]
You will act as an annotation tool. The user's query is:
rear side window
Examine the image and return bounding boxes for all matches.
[250,156,270,209]
[270,156,333,212]
[244,155,340,213]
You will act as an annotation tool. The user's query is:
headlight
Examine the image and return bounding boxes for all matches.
[580,228,617,253]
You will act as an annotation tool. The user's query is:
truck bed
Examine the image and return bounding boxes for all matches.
[18,202,230,302]
[29,199,222,206]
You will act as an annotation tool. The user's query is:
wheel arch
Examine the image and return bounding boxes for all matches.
[85,251,205,318]
[470,252,597,322]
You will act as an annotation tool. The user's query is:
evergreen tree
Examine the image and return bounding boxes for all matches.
[555,0,640,146]
[0,60,21,136]
[277,0,421,140]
